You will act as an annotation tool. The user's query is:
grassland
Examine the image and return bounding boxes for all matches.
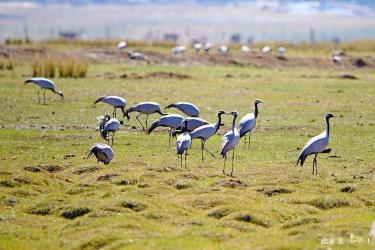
[0,43,375,249]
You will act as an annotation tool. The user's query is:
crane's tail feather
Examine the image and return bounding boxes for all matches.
[24,79,34,84]
[321,148,331,154]
[146,121,159,134]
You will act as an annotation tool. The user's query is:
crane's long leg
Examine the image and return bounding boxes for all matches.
[184,150,187,168]
[314,154,318,175]
[113,108,116,118]
[231,149,235,176]
[169,128,172,147]
[222,155,227,174]
[37,89,41,103]
[180,154,182,168]
[248,133,251,149]
[111,132,115,146]
[203,141,216,158]
[135,114,145,130]
[201,140,204,161]
[43,89,46,105]
[312,155,315,175]
[145,115,149,130]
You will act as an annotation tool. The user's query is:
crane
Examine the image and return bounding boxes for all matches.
[24,77,63,104]
[124,101,166,130]
[239,99,263,147]
[221,111,240,176]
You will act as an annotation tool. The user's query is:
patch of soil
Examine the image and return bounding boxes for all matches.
[257,187,294,196]
[354,58,366,67]
[73,166,99,175]
[120,73,144,79]
[341,186,356,193]
[61,207,91,219]
[207,209,231,219]
[338,74,359,80]
[282,217,320,229]
[25,164,63,173]
[113,179,137,185]
[121,201,147,212]
[175,181,191,190]
[97,173,119,181]
[146,71,191,79]
[216,179,246,188]
[234,214,270,227]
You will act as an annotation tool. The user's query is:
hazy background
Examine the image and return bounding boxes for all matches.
[1,0,375,43]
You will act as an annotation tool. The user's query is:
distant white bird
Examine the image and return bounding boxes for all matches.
[194,43,203,52]
[262,46,272,53]
[147,114,184,146]
[172,117,209,137]
[117,41,127,50]
[241,45,250,52]
[218,45,229,53]
[98,114,121,145]
[128,51,146,61]
[124,101,166,130]
[221,111,240,176]
[86,143,114,165]
[189,110,226,161]
[172,45,186,55]
[24,77,63,104]
[176,120,192,168]
[277,46,286,56]
[204,41,212,53]
[332,55,341,64]
[94,96,128,118]
[165,102,200,117]
[239,99,263,147]
[296,113,335,175]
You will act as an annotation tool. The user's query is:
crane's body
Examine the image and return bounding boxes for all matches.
[172,117,209,137]
[95,96,128,118]
[296,113,335,175]
[98,114,121,145]
[189,110,226,161]
[165,102,200,117]
[221,111,240,176]
[24,77,64,104]
[147,114,184,146]
[125,102,165,130]
[87,143,114,164]
[239,99,263,147]
[176,121,191,168]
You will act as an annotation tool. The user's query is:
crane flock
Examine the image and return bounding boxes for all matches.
[24,76,336,177]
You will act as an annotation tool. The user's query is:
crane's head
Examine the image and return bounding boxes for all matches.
[228,111,239,117]
[255,99,263,104]
[325,113,335,119]
[217,110,227,116]
[56,91,64,99]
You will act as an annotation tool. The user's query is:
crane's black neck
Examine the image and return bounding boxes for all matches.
[231,115,237,131]
[214,113,223,134]
[254,102,260,118]
[325,117,331,137]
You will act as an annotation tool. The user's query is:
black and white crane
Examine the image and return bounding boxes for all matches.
[24,77,63,104]
[176,120,192,168]
[189,110,226,161]
[296,113,335,175]
[239,99,263,147]
[124,101,166,130]
[147,114,184,146]
[94,96,129,119]
[86,143,114,165]
[165,102,200,117]
[128,51,147,61]
[98,114,121,145]
[172,117,209,137]
[221,111,240,176]
[117,41,127,50]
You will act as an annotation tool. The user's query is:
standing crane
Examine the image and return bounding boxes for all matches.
[98,114,121,145]
[86,143,114,165]
[239,99,263,147]
[94,96,129,119]
[24,77,64,104]
[176,120,191,168]
[165,102,200,117]
[189,110,226,161]
[296,113,335,175]
[221,111,240,176]
[124,102,166,130]
[147,114,184,146]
